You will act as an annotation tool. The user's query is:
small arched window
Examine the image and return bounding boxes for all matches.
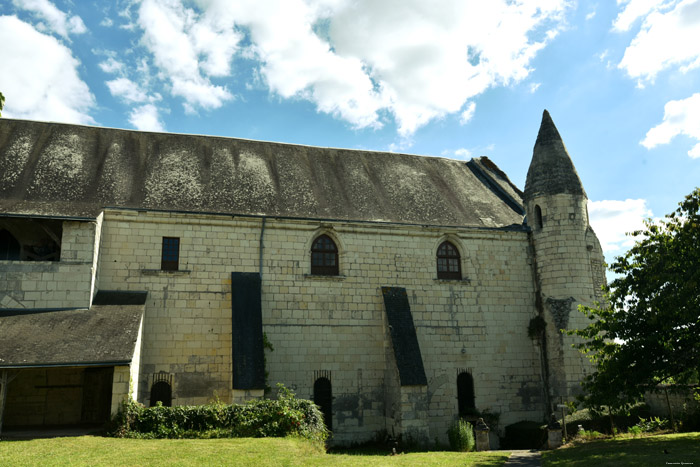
[313,377,333,431]
[150,381,172,407]
[311,234,339,276]
[457,371,476,417]
[0,229,21,261]
[535,205,543,230]
[437,241,461,280]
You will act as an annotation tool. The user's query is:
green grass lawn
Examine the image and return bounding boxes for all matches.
[542,432,700,466]
[0,436,510,466]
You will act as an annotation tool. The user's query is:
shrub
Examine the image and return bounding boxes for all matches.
[576,429,605,441]
[560,403,651,435]
[447,419,475,452]
[632,416,668,433]
[108,384,328,442]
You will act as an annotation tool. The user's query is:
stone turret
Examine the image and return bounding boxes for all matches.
[525,110,606,408]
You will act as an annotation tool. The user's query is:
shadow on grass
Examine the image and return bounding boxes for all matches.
[542,432,700,467]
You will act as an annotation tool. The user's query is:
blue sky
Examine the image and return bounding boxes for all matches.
[1,0,699,268]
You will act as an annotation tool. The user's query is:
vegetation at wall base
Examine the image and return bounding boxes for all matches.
[108,384,328,443]
[446,419,475,452]
[569,187,700,410]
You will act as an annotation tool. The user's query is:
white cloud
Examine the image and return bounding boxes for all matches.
[586,6,597,21]
[641,93,700,158]
[0,16,95,124]
[612,0,661,32]
[99,57,125,74]
[12,0,86,39]
[129,104,165,132]
[460,102,476,125]
[617,0,700,84]
[136,0,239,111]
[106,77,149,104]
[528,82,541,93]
[453,148,472,159]
[588,198,653,253]
[129,0,569,134]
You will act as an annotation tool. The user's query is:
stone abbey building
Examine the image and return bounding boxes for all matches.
[0,111,605,444]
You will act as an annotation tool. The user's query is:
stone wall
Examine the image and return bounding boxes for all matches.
[0,219,100,310]
[645,386,700,418]
[97,208,546,444]
[527,193,602,401]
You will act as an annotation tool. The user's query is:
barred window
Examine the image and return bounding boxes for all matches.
[457,371,476,416]
[311,235,338,276]
[437,241,461,280]
[161,237,180,271]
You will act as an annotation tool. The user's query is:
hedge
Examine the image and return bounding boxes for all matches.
[108,386,328,442]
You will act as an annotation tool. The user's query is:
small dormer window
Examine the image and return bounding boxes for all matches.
[437,241,461,280]
[311,234,338,275]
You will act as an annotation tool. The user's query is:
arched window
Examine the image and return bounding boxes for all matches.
[437,241,461,280]
[311,234,339,276]
[457,371,476,417]
[535,205,543,230]
[150,381,172,407]
[0,229,21,261]
[313,377,333,431]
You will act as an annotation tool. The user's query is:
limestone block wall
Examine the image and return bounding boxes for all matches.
[96,209,545,444]
[0,219,100,310]
[110,312,145,416]
[527,193,603,400]
[111,366,132,416]
[97,210,260,406]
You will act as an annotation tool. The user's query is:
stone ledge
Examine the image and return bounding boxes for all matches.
[140,269,192,276]
[434,278,471,285]
[303,274,346,281]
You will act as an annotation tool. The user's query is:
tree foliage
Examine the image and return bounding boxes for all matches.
[0,91,5,117]
[571,187,700,409]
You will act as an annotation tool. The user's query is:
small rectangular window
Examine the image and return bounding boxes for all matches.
[161,237,179,271]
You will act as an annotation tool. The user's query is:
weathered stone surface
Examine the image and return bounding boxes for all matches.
[524,110,586,201]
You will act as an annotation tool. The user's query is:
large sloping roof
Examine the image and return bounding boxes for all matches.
[0,118,524,228]
[0,304,144,368]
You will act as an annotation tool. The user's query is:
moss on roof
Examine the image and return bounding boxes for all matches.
[0,119,524,227]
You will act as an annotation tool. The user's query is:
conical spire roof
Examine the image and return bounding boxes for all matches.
[524,110,586,201]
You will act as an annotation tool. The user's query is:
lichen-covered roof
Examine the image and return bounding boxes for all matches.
[0,304,144,368]
[0,118,524,227]
[524,110,586,201]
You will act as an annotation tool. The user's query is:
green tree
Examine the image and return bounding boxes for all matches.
[571,187,700,409]
[0,91,5,117]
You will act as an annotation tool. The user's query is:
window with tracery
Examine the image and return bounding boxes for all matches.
[311,234,338,276]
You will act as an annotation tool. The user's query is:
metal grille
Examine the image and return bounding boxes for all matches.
[313,371,332,431]
[161,237,180,271]
[457,370,475,416]
[150,372,173,407]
